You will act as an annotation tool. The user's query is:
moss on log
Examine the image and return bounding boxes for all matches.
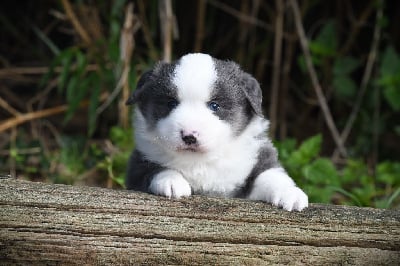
[0,176,399,265]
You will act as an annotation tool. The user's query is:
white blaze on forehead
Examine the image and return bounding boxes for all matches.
[173,53,217,101]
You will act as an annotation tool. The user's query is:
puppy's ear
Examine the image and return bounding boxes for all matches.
[126,70,153,105]
[240,73,263,116]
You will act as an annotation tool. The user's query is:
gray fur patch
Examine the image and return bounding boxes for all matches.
[126,150,165,191]
[214,59,263,116]
[129,62,179,129]
[212,58,262,134]
[235,139,281,197]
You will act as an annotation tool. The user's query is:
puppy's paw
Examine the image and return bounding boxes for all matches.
[270,186,308,211]
[149,170,192,199]
[248,168,309,211]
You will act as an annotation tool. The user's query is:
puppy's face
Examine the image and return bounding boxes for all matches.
[127,54,263,157]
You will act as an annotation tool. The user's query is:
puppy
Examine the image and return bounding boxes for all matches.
[126,53,308,211]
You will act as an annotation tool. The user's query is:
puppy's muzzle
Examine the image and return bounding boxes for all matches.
[180,130,198,146]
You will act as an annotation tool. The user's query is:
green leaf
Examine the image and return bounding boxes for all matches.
[40,52,65,88]
[88,74,101,136]
[394,125,400,136]
[302,158,339,186]
[341,159,367,184]
[353,184,376,207]
[64,76,89,123]
[275,138,297,162]
[379,47,400,111]
[386,187,400,208]
[75,50,87,77]
[376,161,400,185]
[304,185,334,203]
[383,85,400,111]
[309,20,337,57]
[297,54,322,71]
[113,174,126,188]
[309,42,336,57]
[333,75,357,99]
[111,0,127,18]
[287,134,322,168]
[66,75,79,103]
[297,55,307,73]
[380,46,400,76]
[333,56,360,75]
[58,48,76,91]
[110,126,133,149]
[331,187,362,206]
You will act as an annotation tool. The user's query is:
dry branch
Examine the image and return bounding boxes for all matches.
[159,0,174,62]
[0,65,100,78]
[269,0,285,138]
[339,3,375,56]
[137,0,159,60]
[194,0,206,52]
[118,3,139,129]
[208,0,274,32]
[0,93,108,133]
[0,96,20,116]
[0,105,69,133]
[0,177,399,265]
[61,0,92,46]
[289,0,347,157]
[333,1,383,159]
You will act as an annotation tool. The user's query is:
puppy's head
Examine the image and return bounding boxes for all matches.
[127,53,263,156]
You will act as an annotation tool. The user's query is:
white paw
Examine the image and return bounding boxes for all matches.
[149,170,192,199]
[269,186,308,211]
[248,168,309,211]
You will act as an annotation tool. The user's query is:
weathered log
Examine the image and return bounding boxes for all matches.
[0,176,399,265]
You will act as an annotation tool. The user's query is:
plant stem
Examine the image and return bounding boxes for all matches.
[269,0,284,138]
[289,0,347,157]
[159,0,173,62]
[333,0,383,159]
[194,0,206,52]
[61,0,92,46]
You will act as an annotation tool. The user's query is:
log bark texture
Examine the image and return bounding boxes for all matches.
[0,176,399,265]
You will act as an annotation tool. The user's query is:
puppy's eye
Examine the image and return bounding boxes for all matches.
[167,99,179,109]
[207,101,220,112]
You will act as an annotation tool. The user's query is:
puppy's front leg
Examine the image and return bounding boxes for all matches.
[149,170,192,199]
[248,168,308,211]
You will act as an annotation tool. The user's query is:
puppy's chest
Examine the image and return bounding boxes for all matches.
[175,153,257,196]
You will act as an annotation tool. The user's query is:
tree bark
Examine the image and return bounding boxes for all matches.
[0,176,399,265]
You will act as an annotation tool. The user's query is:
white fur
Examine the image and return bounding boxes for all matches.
[173,53,217,102]
[248,168,309,211]
[149,169,192,198]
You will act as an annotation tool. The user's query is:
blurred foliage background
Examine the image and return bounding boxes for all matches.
[0,0,399,208]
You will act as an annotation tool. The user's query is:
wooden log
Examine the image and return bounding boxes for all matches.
[0,176,399,265]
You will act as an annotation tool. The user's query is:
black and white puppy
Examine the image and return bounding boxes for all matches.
[126,53,308,211]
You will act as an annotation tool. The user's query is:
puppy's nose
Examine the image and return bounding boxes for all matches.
[181,131,198,145]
